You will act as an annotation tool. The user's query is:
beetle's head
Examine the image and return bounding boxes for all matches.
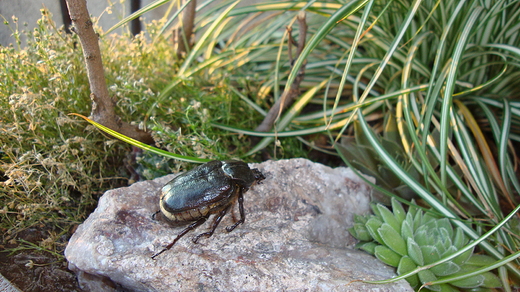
[252,169,266,184]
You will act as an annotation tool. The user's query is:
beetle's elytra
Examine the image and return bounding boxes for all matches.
[151,160,265,259]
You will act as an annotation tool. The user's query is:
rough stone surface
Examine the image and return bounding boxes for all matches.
[0,273,22,292]
[65,158,412,291]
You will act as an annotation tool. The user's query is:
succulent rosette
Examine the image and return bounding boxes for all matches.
[349,198,501,291]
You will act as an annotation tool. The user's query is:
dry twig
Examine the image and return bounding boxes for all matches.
[174,0,197,57]
[254,12,308,133]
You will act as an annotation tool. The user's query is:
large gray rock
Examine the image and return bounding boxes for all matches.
[65,158,412,291]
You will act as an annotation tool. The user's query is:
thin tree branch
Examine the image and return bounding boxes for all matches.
[65,0,154,144]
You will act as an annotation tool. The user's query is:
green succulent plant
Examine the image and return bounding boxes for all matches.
[348,198,501,291]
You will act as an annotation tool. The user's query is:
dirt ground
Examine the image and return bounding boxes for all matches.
[0,227,81,292]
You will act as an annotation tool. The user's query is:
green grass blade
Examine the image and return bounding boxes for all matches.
[178,0,241,76]
[104,0,173,35]
[438,5,482,185]
[70,113,210,163]
[499,100,513,195]
[283,0,370,96]
[426,251,520,287]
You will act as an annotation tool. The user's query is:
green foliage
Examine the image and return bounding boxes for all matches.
[349,198,502,291]
[0,10,304,255]
[337,118,426,202]
[0,13,129,252]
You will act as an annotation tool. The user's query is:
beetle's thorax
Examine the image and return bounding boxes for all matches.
[221,160,257,188]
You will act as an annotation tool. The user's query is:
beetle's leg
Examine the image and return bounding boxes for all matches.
[151,210,161,220]
[192,205,230,243]
[151,216,208,259]
[226,188,245,232]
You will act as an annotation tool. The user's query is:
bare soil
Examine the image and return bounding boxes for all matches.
[0,227,81,292]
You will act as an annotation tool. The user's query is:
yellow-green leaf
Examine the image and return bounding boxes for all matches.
[407,238,424,266]
[449,274,484,288]
[378,223,407,256]
[391,197,407,224]
[397,256,419,287]
[366,217,384,245]
[421,245,440,264]
[375,245,401,267]
[430,261,460,277]
[377,204,401,234]
[418,270,439,291]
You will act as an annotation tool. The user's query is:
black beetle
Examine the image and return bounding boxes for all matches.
[151,160,265,259]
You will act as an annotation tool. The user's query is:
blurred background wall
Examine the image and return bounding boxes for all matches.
[0,0,169,46]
